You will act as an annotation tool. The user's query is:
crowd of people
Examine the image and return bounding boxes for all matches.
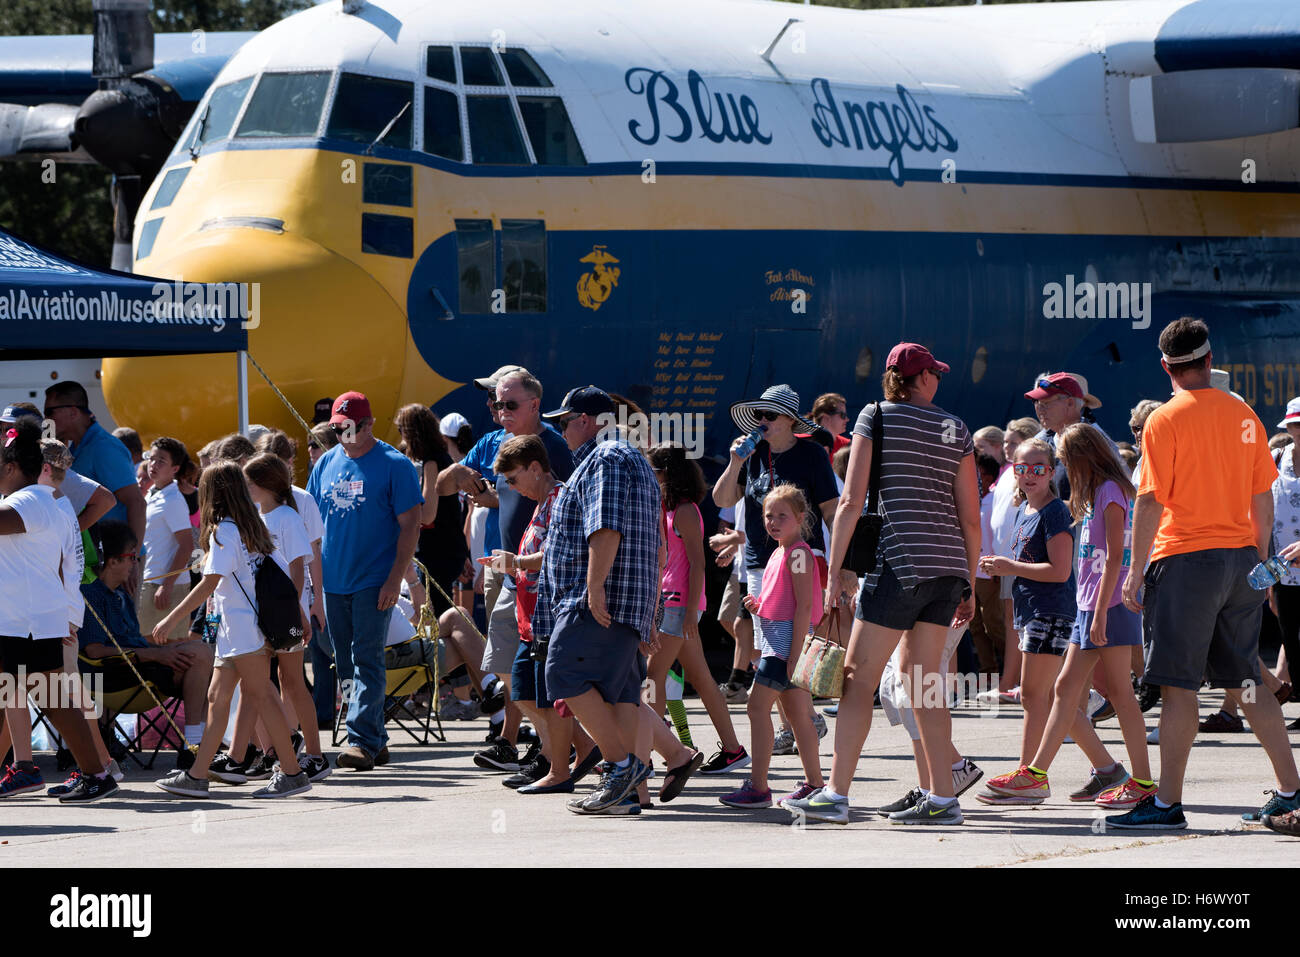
[3,316,1300,834]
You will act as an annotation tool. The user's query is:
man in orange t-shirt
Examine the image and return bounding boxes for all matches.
[1109,318,1300,831]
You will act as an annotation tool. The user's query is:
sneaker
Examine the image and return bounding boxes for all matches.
[503,755,551,789]
[0,763,43,798]
[335,746,376,772]
[1089,695,1116,725]
[1199,710,1245,733]
[984,765,1050,800]
[107,759,125,782]
[1095,778,1158,810]
[822,703,839,717]
[290,730,304,756]
[600,795,643,816]
[784,786,850,824]
[997,687,1021,705]
[812,711,828,740]
[156,768,210,798]
[1069,764,1129,802]
[252,769,312,798]
[974,789,1047,806]
[1137,682,1160,713]
[573,757,645,813]
[1263,808,1300,836]
[952,759,984,797]
[1289,716,1300,732]
[890,796,963,825]
[484,719,504,743]
[1243,788,1300,823]
[877,786,925,817]
[47,769,84,797]
[374,746,390,766]
[441,694,481,721]
[298,754,332,783]
[245,750,275,780]
[779,781,819,806]
[721,680,748,704]
[478,679,506,714]
[518,740,542,769]
[516,725,540,746]
[208,752,251,784]
[719,778,773,808]
[771,727,796,755]
[57,773,119,804]
[1147,726,1160,744]
[473,737,520,772]
[1106,796,1187,830]
[698,743,750,775]
[174,749,195,772]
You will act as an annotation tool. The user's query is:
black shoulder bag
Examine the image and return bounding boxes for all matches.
[223,531,304,651]
[842,402,884,576]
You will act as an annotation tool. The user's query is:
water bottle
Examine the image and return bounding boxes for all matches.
[733,424,768,460]
[1248,556,1291,590]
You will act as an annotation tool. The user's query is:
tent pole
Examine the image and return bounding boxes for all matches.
[237,350,250,436]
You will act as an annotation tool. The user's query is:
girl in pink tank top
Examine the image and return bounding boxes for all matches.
[721,484,825,811]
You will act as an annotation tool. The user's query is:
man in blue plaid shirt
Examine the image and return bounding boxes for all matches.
[534,386,661,815]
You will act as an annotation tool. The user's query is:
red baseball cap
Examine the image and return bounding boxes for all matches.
[1024,373,1083,403]
[330,391,372,425]
[886,342,950,378]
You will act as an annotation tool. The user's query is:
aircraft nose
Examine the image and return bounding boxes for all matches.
[102,226,411,451]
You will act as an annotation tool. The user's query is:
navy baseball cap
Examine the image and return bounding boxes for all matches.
[543,386,615,420]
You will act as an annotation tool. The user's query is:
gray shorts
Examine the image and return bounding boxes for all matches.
[544,606,645,705]
[999,574,1016,601]
[880,626,966,740]
[482,585,522,676]
[857,561,965,632]
[1143,546,1263,692]
[660,605,702,639]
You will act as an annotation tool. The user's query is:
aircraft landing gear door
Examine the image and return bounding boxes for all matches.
[745,329,823,398]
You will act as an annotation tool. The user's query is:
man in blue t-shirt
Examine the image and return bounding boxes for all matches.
[307,391,423,771]
[44,381,145,547]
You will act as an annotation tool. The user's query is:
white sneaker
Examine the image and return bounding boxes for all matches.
[952,758,984,797]
[772,727,797,755]
[812,711,828,740]
[1086,690,1105,720]
[107,759,124,782]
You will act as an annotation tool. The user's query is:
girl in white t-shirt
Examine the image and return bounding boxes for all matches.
[0,418,113,802]
[153,461,310,799]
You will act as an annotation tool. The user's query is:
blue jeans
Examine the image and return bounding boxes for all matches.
[308,618,336,728]
[324,588,392,756]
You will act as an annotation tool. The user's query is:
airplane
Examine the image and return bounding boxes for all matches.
[4,0,1300,461]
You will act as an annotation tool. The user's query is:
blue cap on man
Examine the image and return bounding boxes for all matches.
[543,386,616,420]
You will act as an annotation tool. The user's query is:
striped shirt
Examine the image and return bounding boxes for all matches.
[854,400,974,590]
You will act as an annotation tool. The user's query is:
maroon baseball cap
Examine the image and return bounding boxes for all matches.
[1024,373,1084,403]
[330,391,372,425]
[886,342,950,378]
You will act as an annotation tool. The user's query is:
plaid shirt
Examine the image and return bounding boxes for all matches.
[531,436,662,642]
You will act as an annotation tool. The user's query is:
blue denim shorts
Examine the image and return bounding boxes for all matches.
[544,607,645,705]
[510,638,552,709]
[1019,616,1073,656]
[660,605,702,639]
[753,654,791,691]
[1070,605,1142,650]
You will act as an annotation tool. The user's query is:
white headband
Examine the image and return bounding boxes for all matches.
[1162,340,1211,365]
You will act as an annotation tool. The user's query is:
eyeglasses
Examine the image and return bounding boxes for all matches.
[491,399,521,412]
[114,552,140,563]
[558,413,581,430]
[1013,463,1049,476]
[755,410,781,422]
[43,405,82,417]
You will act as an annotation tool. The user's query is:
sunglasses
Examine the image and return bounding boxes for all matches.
[1013,463,1049,476]
[558,413,581,430]
[43,404,83,417]
[755,410,782,422]
[113,552,140,563]
[492,399,522,412]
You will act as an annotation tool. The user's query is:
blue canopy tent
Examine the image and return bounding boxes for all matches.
[0,227,251,430]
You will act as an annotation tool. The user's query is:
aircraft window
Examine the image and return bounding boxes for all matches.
[236,71,330,137]
[327,73,414,149]
[136,218,164,260]
[426,46,457,84]
[363,163,412,207]
[501,219,545,313]
[517,97,584,165]
[455,219,494,313]
[467,96,528,164]
[150,167,191,210]
[423,87,464,161]
[361,213,413,258]
[500,51,551,88]
[460,48,504,87]
[197,76,253,145]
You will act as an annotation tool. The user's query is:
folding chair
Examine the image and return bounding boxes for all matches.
[331,638,445,747]
[78,650,184,769]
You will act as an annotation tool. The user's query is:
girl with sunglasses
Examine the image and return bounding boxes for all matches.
[976,438,1079,804]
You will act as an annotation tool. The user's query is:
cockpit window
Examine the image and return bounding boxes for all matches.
[327,73,414,150]
[236,72,330,138]
[467,95,528,164]
[460,48,503,87]
[197,76,253,145]
[500,50,551,88]
[426,46,457,84]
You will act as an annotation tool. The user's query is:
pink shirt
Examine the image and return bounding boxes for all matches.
[662,503,705,609]
[756,541,824,626]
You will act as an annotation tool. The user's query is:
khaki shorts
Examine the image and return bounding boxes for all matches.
[719,573,742,625]
[214,642,270,669]
[138,576,192,635]
[483,564,505,627]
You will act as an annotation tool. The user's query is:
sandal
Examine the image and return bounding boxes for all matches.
[659,750,705,803]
